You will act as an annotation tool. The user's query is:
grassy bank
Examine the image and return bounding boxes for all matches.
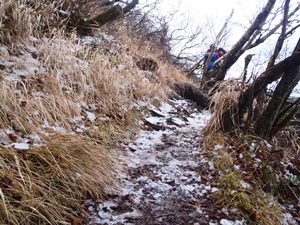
[0,0,188,224]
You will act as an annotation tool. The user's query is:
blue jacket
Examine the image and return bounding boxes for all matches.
[204,51,217,71]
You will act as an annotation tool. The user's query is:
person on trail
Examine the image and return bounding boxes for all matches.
[204,45,227,71]
[204,44,218,71]
[216,47,227,59]
[213,47,227,69]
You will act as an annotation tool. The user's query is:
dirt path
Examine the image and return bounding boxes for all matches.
[87,99,243,225]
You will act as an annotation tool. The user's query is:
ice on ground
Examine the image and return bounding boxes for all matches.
[13,143,30,150]
[171,117,187,126]
[283,212,298,225]
[135,130,164,148]
[27,133,42,143]
[220,219,245,225]
[211,187,219,193]
[156,102,173,114]
[240,180,251,189]
[214,144,224,150]
[85,111,96,123]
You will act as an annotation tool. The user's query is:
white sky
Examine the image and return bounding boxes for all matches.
[140,0,268,47]
[154,0,265,25]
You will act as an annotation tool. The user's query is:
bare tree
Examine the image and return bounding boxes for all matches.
[175,0,300,139]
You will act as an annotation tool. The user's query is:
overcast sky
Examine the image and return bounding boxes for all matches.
[153,0,266,25]
[140,0,268,47]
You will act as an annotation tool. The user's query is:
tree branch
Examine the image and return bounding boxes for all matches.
[214,0,277,81]
[266,0,290,68]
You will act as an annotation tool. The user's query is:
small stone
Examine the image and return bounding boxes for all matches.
[13,143,30,150]
[20,100,27,107]
[31,52,38,59]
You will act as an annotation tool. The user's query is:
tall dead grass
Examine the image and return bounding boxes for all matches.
[0,135,117,224]
[203,80,242,134]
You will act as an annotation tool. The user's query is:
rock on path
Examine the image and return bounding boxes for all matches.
[87,99,238,225]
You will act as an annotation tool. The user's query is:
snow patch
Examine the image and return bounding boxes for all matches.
[85,111,96,123]
[220,219,245,225]
[13,143,30,150]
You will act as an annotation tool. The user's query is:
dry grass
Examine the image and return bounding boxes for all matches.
[0,135,117,225]
[0,1,189,224]
[111,25,190,85]
[203,80,242,134]
[0,29,178,132]
[202,132,226,152]
[207,133,284,225]
[0,0,61,44]
[216,172,283,225]
[212,150,233,172]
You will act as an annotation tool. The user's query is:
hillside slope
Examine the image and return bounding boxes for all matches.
[0,1,189,224]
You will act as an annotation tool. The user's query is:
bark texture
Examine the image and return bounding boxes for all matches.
[254,66,300,138]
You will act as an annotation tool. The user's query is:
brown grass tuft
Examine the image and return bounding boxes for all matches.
[203,80,241,134]
[202,132,226,152]
[0,135,117,224]
[216,180,283,225]
[212,151,234,172]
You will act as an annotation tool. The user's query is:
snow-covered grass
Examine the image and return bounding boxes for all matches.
[0,1,190,224]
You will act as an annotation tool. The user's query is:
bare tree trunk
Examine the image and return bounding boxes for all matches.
[254,65,300,138]
[252,0,290,123]
[242,54,255,84]
[68,0,139,34]
[237,39,300,126]
[266,0,289,68]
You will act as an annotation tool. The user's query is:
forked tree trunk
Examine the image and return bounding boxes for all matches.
[237,39,300,126]
[254,65,300,138]
[251,0,290,123]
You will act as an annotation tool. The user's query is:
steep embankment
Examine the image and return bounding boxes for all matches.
[0,3,188,223]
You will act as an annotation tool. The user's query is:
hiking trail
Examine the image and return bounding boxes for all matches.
[87,99,244,225]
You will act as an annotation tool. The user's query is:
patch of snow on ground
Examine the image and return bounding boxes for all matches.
[13,143,30,150]
[220,219,245,225]
[283,212,298,225]
[85,111,96,123]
